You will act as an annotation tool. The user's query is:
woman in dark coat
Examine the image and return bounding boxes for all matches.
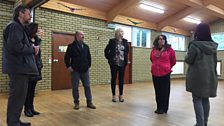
[104,28,129,102]
[185,23,218,126]
[24,23,43,117]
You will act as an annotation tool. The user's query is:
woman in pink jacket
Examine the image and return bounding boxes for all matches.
[150,35,176,114]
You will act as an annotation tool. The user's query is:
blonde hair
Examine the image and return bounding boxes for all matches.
[115,28,124,38]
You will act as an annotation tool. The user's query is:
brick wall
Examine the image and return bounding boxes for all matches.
[0,1,13,93]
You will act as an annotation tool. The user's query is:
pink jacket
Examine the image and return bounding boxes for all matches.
[150,47,176,77]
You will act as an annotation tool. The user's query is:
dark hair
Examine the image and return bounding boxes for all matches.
[74,31,79,41]
[153,35,171,49]
[194,23,213,41]
[25,23,38,38]
[13,5,29,22]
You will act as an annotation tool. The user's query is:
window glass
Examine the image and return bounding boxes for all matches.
[132,27,151,48]
[212,32,224,50]
[162,32,186,51]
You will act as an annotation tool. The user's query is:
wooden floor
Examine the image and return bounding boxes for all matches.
[0,80,223,126]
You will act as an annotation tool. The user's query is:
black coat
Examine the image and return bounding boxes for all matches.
[64,41,91,72]
[2,21,38,75]
[29,36,43,81]
[104,38,129,66]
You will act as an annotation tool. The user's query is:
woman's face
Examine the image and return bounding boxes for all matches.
[116,30,124,39]
[158,36,165,47]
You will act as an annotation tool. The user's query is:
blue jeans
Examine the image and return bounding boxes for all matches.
[71,70,92,104]
[192,95,210,126]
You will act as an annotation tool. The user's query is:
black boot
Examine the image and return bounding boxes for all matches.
[31,108,40,115]
[20,121,31,126]
[24,109,33,117]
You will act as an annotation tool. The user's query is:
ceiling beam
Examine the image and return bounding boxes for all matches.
[169,0,224,24]
[205,5,224,19]
[23,0,32,5]
[170,0,203,7]
[106,0,140,22]
[202,0,219,6]
[157,7,199,30]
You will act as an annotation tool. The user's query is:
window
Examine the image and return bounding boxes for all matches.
[115,24,132,42]
[217,61,221,76]
[162,32,186,51]
[115,24,151,48]
[211,32,224,50]
[132,27,151,48]
[171,61,184,75]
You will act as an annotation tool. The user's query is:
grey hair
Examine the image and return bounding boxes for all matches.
[115,28,124,38]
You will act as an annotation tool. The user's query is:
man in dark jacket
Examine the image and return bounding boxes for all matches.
[64,31,96,110]
[2,5,39,126]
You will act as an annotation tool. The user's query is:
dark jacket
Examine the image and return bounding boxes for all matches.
[185,40,218,98]
[104,38,129,66]
[29,36,43,81]
[2,21,38,75]
[64,41,91,72]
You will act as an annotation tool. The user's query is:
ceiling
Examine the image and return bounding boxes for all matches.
[37,0,224,35]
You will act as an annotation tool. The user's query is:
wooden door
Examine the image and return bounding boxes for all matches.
[52,33,74,90]
[124,42,132,84]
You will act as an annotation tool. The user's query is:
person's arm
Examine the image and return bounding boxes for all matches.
[64,45,73,72]
[87,46,91,68]
[6,23,35,55]
[104,39,111,59]
[185,43,197,64]
[170,48,176,68]
[150,48,154,62]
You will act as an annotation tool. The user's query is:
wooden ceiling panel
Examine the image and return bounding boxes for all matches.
[106,0,140,22]
[121,0,188,23]
[121,5,165,23]
[40,0,224,35]
[170,20,198,31]
[190,9,220,23]
[170,10,220,31]
[61,0,121,12]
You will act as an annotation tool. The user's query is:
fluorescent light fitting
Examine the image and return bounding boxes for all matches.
[139,3,165,14]
[184,17,201,24]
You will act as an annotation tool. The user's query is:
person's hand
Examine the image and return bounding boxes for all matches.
[67,66,74,72]
[33,45,39,55]
[37,28,45,38]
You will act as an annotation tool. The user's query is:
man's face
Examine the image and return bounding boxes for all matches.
[20,9,32,24]
[76,32,84,42]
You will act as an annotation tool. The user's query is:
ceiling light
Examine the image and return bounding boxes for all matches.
[139,3,165,14]
[184,16,201,24]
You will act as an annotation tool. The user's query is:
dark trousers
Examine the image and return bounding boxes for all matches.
[71,70,93,104]
[24,80,37,110]
[110,65,126,96]
[7,74,29,126]
[152,73,170,112]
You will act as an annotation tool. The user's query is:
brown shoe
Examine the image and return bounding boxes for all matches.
[87,103,96,109]
[74,103,79,110]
